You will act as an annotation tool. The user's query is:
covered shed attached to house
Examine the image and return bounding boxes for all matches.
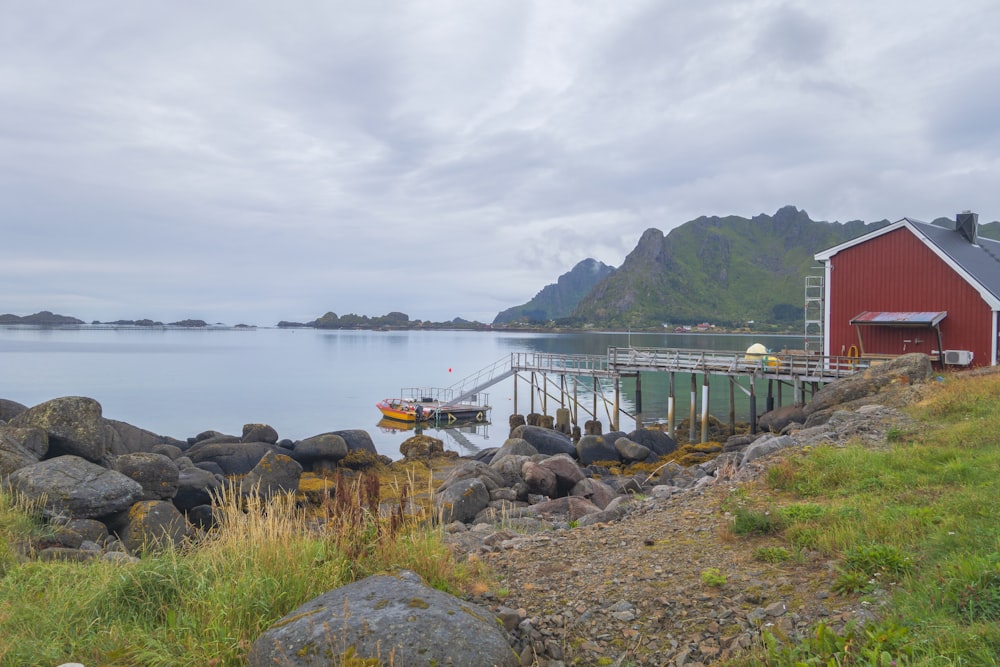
[815,212,1000,367]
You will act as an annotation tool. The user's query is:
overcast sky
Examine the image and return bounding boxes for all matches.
[2,1,999,325]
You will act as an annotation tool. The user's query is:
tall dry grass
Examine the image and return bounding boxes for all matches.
[0,469,484,666]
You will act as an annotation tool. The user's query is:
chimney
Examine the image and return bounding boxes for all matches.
[957,210,979,244]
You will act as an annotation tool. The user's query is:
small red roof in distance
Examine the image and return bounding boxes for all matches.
[849,311,948,326]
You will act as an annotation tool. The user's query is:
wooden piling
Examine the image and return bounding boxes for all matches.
[728,376,735,436]
[635,373,643,429]
[573,377,579,426]
[689,373,697,443]
[667,372,676,439]
[613,377,620,432]
[513,372,519,415]
[700,373,710,443]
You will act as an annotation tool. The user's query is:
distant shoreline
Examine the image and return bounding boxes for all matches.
[1,310,800,336]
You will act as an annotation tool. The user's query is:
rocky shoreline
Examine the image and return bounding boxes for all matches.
[1,353,934,665]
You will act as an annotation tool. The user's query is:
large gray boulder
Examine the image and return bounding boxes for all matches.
[576,433,619,465]
[627,428,678,457]
[106,419,178,456]
[615,437,652,463]
[434,477,490,524]
[4,455,143,518]
[522,460,557,497]
[109,499,196,554]
[10,396,111,462]
[510,425,576,457]
[240,450,302,498]
[173,462,224,511]
[487,454,530,500]
[242,423,279,444]
[0,425,48,476]
[0,398,28,422]
[538,453,585,496]
[492,437,538,459]
[113,452,180,501]
[248,570,517,667]
[436,460,505,492]
[186,441,276,476]
[331,429,377,454]
[570,477,617,509]
[291,433,348,464]
[758,405,806,433]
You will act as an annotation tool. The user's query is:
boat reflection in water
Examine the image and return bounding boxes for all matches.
[375,417,492,455]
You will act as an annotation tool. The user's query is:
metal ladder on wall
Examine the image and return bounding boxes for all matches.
[804,273,824,352]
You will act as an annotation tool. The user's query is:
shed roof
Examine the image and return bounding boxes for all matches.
[849,311,947,326]
[815,217,1000,310]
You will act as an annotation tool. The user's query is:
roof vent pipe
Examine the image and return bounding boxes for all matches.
[957,210,979,244]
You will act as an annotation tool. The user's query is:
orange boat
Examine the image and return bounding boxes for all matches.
[376,396,489,424]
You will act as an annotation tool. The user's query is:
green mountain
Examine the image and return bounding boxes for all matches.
[493,258,615,325]
[565,206,890,329]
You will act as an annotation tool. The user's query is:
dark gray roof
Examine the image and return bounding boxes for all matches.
[904,217,1000,304]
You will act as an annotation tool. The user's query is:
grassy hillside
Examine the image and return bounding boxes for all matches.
[732,370,1000,665]
[570,206,887,329]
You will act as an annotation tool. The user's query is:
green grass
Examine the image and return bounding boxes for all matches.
[0,474,484,666]
[700,567,727,587]
[724,369,1000,666]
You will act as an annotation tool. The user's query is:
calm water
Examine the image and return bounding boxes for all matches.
[0,327,798,458]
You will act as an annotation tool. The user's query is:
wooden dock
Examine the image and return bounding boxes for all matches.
[444,347,890,442]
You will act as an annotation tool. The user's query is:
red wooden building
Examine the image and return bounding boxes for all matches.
[814,212,1000,367]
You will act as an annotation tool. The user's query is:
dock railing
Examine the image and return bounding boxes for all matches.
[510,351,614,377]
[607,347,891,382]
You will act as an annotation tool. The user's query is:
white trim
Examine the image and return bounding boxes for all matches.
[823,260,833,357]
[993,312,998,366]
[815,218,1000,311]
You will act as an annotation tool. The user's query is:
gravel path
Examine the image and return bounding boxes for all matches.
[466,473,869,666]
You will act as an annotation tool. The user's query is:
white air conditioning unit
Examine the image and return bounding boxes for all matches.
[943,350,974,365]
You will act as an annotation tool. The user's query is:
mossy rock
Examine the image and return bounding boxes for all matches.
[339,450,391,470]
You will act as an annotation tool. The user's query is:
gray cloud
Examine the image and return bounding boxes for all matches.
[1,0,999,325]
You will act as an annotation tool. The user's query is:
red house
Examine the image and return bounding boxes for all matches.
[814,212,1000,367]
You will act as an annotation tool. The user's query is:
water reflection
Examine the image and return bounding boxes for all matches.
[376,417,492,454]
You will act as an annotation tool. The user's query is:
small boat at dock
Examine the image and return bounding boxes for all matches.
[376,390,490,424]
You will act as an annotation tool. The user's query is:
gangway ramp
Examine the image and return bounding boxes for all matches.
[440,356,515,407]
